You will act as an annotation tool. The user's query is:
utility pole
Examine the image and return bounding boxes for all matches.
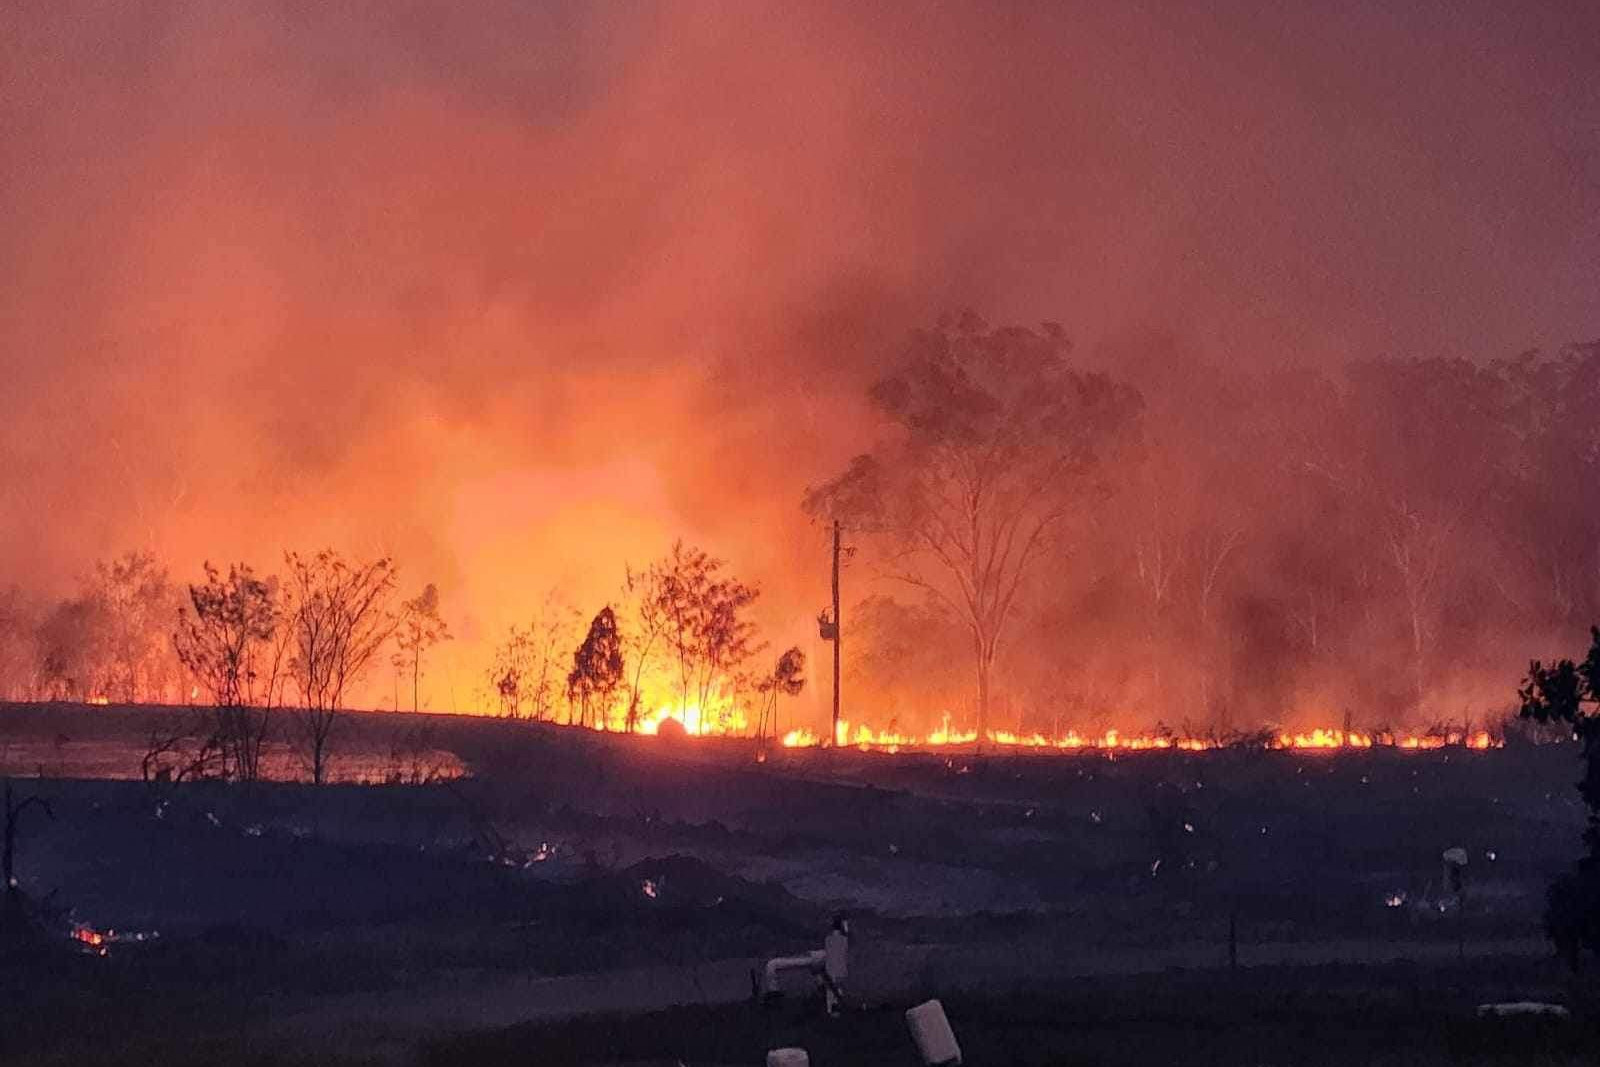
[831,518,842,747]
[818,519,843,746]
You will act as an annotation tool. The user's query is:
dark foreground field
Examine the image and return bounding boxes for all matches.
[2,701,1597,1065]
[428,960,1598,1067]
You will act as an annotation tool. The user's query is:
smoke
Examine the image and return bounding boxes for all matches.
[2,1,1597,717]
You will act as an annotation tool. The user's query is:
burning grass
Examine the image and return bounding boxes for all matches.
[777,717,1498,754]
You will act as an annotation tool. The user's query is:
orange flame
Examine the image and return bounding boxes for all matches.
[776,720,1499,753]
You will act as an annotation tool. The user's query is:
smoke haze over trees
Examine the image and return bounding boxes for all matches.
[1,3,1598,736]
[1,342,1600,740]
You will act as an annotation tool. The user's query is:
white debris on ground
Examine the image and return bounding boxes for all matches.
[907,998,963,1066]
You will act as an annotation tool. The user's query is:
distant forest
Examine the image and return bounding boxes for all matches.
[3,326,1598,739]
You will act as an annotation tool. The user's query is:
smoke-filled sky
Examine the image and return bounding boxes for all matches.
[3,1,1597,707]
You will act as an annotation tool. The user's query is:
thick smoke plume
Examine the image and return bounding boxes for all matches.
[2,2,1597,729]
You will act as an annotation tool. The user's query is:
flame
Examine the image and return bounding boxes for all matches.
[776,720,1500,753]
[1278,728,1373,749]
[632,694,749,737]
[530,680,1501,756]
[85,695,109,706]
[69,923,158,956]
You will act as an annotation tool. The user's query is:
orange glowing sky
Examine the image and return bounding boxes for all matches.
[2,2,1597,715]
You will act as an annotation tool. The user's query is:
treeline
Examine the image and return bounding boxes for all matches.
[0,539,807,779]
[0,550,447,783]
[820,317,1600,736]
[4,319,1598,743]
[483,541,805,741]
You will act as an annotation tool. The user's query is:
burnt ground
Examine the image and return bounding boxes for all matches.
[1,701,1597,1065]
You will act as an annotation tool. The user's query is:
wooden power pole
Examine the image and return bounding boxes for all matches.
[831,518,842,747]
[817,519,843,746]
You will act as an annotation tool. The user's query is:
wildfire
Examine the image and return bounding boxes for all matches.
[630,696,749,738]
[776,720,1500,753]
[69,923,158,956]
[541,677,1499,756]
[85,695,109,706]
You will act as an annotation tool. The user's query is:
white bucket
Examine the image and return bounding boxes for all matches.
[767,1048,810,1067]
[906,998,963,1066]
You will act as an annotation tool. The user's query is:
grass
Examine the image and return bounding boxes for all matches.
[421,957,1600,1067]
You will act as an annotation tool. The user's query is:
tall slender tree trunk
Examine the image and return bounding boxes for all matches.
[1407,592,1426,715]
[975,636,994,749]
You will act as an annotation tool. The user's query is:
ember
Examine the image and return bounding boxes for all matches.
[69,923,159,956]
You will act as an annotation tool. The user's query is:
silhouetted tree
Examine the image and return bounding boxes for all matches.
[485,592,580,720]
[2,780,53,946]
[284,550,402,784]
[651,541,762,721]
[393,583,451,713]
[1519,625,1600,969]
[139,709,225,783]
[488,626,532,718]
[694,573,762,714]
[173,562,286,780]
[568,606,625,729]
[754,646,806,742]
[620,564,670,732]
[805,313,1140,741]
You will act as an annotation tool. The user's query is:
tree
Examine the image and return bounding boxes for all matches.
[36,594,111,701]
[655,541,716,715]
[843,594,968,729]
[393,583,451,714]
[753,646,806,743]
[694,574,762,714]
[284,550,402,785]
[650,541,762,725]
[1500,344,1600,630]
[484,593,580,721]
[2,780,53,946]
[567,606,625,729]
[804,313,1141,741]
[0,586,41,701]
[487,625,533,718]
[1518,626,1600,969]
[1336,359,1520,715]
[33,551,180,704]
[173,562,285,781]
[92,551,179,703]
[620,564,670,732]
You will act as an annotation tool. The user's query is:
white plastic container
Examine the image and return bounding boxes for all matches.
[767,1048,810,1067]
[906,998,963,1065]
